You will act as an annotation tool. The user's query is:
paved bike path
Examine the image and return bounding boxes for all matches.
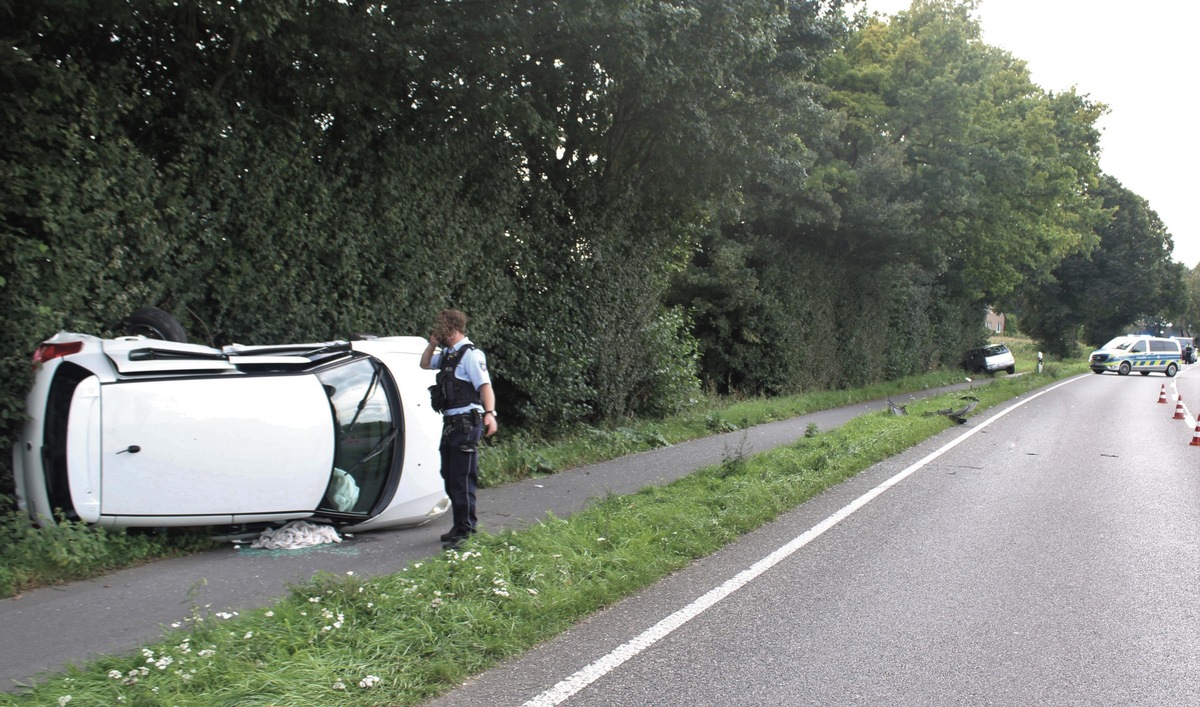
[0,379,987,691]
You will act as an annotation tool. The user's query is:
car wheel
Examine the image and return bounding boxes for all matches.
[1167,363,1178,377]
[1140,371,1150,376]
[1092,369,1104,374]
[1118,362,1131,376]
[1006,365,1015,375]
[124,306,188,343]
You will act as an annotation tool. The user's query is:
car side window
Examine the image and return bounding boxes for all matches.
[1131,341,1147,353]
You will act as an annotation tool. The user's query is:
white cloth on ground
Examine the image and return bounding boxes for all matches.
[250,520,341,550]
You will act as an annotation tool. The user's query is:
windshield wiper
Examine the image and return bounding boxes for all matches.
[342,363,382,438]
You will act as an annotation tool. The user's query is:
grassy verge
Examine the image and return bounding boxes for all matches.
[0,336,1085,600]
[0,515,215,600]
[2,368,1079,705]
[479,368,976,486]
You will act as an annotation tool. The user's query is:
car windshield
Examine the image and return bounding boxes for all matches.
[984,345,1009,355]
[314,357,399,515]
[1101,337,1134,351]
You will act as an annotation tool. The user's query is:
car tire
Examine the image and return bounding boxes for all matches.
[1118,362,1131,376]
[1167,363,1178,377]
[1006,365,1015,375]
[1092,369,1105,374]
[125,306,188,343]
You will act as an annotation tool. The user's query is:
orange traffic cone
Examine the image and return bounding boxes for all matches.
[1174,395,1187,420]
[1190,424,1200,447]
[1158,384,1168,403]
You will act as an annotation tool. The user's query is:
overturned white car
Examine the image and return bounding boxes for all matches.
[12,314,448,533]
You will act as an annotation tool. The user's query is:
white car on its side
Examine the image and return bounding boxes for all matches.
[12,313,448,533]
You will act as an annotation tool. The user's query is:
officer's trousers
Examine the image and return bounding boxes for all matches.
[440,413,482,535]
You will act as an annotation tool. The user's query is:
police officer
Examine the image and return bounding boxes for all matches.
[420,309,497,549]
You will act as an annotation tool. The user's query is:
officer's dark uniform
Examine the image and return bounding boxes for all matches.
[431,339,490,542]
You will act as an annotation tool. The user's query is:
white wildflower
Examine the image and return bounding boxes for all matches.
[359,675,381,689]
[527,588,539,595]
[332,680,346,691]
[264,611,274,618]
[309,596,321,603]
[244,631,254,639]
[154,655,174,670]
[198,649,216,658]
[57,696,71,706]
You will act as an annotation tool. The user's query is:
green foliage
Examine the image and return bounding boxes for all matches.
[0,373,1061,704]
[0,0,1177,512]
[0,512,213,599]
[1182,266,1200,335]
[819,1,1106,303]
[1020,175,1186,354]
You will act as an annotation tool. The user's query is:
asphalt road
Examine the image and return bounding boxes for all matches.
[429,369,1200,706]
[1,379,984,691]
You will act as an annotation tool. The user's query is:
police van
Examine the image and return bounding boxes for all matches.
[1089,335,1182,376]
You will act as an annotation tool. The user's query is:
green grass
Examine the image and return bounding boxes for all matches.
[478,367,974,487]
[0,335,1087,600]
[0,514,214,600]
[1,367,1078,705]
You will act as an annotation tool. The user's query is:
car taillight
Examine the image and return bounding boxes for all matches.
[32,341,84,367]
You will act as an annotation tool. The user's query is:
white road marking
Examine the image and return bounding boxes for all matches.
[522,376,1087,707]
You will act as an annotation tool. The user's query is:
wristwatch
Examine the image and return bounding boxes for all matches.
[484,410,497,418]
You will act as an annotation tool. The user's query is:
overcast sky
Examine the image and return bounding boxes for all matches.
[854,0,1199,269]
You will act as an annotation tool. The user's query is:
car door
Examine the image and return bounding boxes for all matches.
[99,374,334,520]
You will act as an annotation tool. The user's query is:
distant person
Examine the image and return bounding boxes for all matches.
[420,309,497,550]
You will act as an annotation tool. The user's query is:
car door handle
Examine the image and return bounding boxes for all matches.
[117,445,141,454]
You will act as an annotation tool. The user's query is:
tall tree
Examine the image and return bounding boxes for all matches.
[836,1,1106,302]
[1020,174,1186,355]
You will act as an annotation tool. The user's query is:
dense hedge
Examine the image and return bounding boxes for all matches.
[5,1,1156,504]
